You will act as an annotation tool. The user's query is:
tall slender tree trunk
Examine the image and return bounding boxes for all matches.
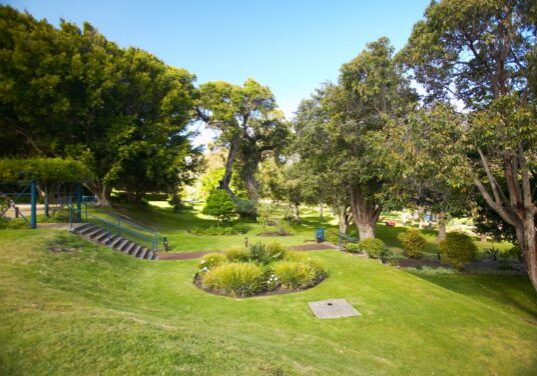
[348,186,381,240]
[437,212,447,240]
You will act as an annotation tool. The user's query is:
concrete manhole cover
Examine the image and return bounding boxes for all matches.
[308,299,360,319]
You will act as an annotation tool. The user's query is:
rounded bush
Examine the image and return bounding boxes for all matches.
[439,232,477,270]
[224,247,250,262]
[358,238,387,259]
[199,253,226,270]
[265,242,287,260]
[272,261,324,289]
[398,229,426,258]
[202,262,264,297]
[283,250,307,262]
[345,242,360,253]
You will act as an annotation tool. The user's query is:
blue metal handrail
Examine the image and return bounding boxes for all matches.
[68,203,162,252]
[326,229,357,249]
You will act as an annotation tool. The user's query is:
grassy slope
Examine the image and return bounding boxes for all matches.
[1,230,536,375]
[92,202,511,256]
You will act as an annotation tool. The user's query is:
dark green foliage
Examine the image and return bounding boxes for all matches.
[235,198,257,219]
[0,6,201,203]
[502,246,523,262]
[248,243,271,264]
[398,229,426,259]
[202,189,236,222]
[439,232,477,270]
[0,158,93,183]
[189,224,249,236]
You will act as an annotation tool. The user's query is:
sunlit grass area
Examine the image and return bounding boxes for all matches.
[0,229,536,375]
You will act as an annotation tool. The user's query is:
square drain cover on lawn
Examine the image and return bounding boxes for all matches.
[308,299,360,319]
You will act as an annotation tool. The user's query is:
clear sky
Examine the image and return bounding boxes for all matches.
[5,0,430,144]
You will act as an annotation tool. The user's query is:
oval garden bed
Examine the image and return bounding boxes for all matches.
[193,243,327,297]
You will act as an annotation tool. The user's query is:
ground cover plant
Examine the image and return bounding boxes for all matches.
[196,242,327,297]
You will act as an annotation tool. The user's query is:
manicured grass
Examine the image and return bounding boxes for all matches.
[92,202,330,253]
[88,202,511,258]
[1,229,536,375]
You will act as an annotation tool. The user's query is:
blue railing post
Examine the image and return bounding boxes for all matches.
[44,185,49,218]
[76,184,82,223]
[69,205,73,228]
[30,181,37,229]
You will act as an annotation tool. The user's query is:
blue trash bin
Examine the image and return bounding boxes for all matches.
[315,228,325,243]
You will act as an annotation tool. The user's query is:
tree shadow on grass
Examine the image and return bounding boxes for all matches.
[411,272,537,319]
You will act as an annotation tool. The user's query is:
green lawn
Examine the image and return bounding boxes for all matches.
[88,202,512,259]
[1,229,536,375]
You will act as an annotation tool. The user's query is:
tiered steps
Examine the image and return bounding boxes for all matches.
[70,223,157,260]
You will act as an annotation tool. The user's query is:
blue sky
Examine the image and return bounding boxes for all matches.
[5,0,430,144]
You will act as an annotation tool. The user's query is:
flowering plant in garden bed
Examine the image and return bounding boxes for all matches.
[194,242,327,297]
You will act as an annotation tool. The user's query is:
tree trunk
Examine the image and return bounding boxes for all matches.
[437,212,447,240]
[334,205,351,234]
[85,181,112,207]
[348,186,381,240]
[292,203,300,222]
[239,152,261,204]
[219,134,240,205]
[472,146,537,290]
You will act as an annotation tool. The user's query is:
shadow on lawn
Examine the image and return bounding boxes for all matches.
[412,272,537,319]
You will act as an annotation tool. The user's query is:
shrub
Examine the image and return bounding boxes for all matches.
[398,229,426,258]
[224,247,250,262]
[265,242,287,260]
[345,242,360,253]
[272,261,324,289]
[202,189,236,222]
[439,232,477,270]
[248,243,271,264]
[236,198,257,219]
[501,245,523,261]
[283,250,307,262]
[358,238,388,259]
[202,262,264,297]
[0,217,28,229]
[325,231,339,244]
[199,253,227,270]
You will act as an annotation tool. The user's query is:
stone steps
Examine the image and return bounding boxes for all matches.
[70,223,157,260]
